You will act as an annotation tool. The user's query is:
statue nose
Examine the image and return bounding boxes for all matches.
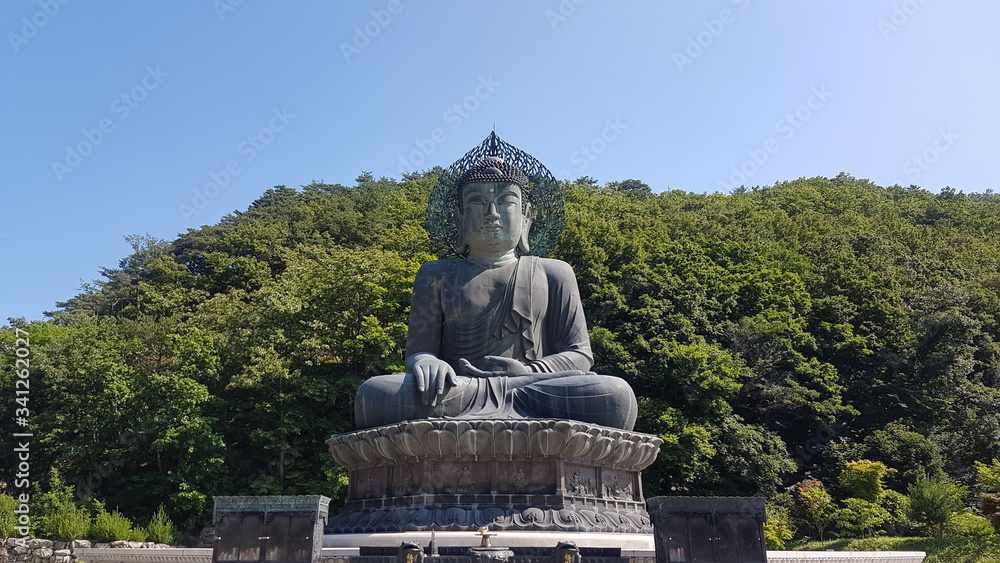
[485,201,499,218]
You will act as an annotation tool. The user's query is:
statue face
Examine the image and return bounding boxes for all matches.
[458,182,526,256]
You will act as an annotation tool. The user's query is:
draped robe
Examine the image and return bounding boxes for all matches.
[353,256,637,430]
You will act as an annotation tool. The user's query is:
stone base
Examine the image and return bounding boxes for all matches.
[323,531,656,551]
[326,419,662,535]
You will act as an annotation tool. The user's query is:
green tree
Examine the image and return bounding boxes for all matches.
[795,479,836,541]
[839,459,897,502]
[908,473,967,538]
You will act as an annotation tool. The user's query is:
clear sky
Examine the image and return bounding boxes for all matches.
[2,1,998,322]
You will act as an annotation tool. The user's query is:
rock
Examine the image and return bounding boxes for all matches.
[93,543,110,549]
[33,547,53,558]
[12,547,28,555]
[52,543,66,551]
[55,557,72,563]
[69,541,90,551]
[109,541,127,548]
[26,541,51,550]
[52,550,70,557]
[126,541,143,549]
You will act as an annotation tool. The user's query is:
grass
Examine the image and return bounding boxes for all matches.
[789,536,1000,563]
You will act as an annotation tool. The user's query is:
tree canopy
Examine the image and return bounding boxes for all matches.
[3,172,1000,535]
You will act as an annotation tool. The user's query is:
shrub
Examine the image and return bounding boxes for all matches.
[908,473,967,538]
[764,500,795,550]
[981,492,1000,532]
[881,489,914,536]
[32,469,91,540]
[833,498,890,538]
[795,479,836,541]
[975,459,1000,492]
[840,460,896,502]
[41,504,91,541]
[145,505,176,545]
[0,494,19,537]
[945,512,995,538]
[90,510,146,542]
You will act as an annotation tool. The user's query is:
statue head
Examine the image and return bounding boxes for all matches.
[428,132,563,259]
[454,156,533,256]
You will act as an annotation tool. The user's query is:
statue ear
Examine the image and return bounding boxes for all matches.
[517,202,532,255]
[455,209,470,255]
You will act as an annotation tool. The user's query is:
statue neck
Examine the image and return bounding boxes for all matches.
[465,249,518,268]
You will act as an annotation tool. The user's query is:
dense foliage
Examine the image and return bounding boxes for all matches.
[3,172,1000,540]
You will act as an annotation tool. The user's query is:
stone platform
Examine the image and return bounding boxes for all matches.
[325,419,663,536]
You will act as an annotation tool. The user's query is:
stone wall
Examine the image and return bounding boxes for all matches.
[1,539,171,563]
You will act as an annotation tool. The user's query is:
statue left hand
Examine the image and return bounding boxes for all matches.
[459,356,529,377]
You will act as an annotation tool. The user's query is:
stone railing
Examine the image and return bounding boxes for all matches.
[1,539,175,563]
[73,548,211,563]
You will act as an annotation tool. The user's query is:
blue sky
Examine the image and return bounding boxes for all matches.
[2,1,998,322]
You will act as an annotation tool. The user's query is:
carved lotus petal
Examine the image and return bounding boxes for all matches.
[372,435,398,461]
[632,442,660,470]
[589,436,616,462]
[423,429,457,459]
[609,438,636,466]
[554,508,584,530]
[393,431,425,460]
[530,427,567,458]
[561,429,596,459]
[352,438,379,464]
[329,441,359,467]
[495,428,528,459]
[457,428,492,460]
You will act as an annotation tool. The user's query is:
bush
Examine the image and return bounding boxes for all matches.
[764,501,795,550]
[908,473,967,538]
[833,497,890,538]
[795,479,836,541]
[0,494,19,537]
[840,460,896,502]
[90,510,146,542]
[945,512,996,538]
[975,459,1000,492]
[32,469,91,540]
[41,504,91,541]
[981,492,1000,532]
[144,505,176,545]
[882,489,914,536]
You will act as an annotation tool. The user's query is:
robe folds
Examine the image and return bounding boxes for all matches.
[354,256,637,430]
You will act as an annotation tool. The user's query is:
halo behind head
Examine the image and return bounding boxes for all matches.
[428,132,564,258]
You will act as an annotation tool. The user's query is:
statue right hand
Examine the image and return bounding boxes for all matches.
[407,353,457,407]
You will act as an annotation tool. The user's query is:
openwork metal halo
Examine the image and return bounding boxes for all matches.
[428,132,564,258]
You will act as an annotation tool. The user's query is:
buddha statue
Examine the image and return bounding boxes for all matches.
[353,154,638,430]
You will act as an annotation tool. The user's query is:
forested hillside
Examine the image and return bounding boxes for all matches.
[3,171,1000,538]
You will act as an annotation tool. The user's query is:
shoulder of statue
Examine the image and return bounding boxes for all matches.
[416,258,459,275]
[531,257,576,277]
